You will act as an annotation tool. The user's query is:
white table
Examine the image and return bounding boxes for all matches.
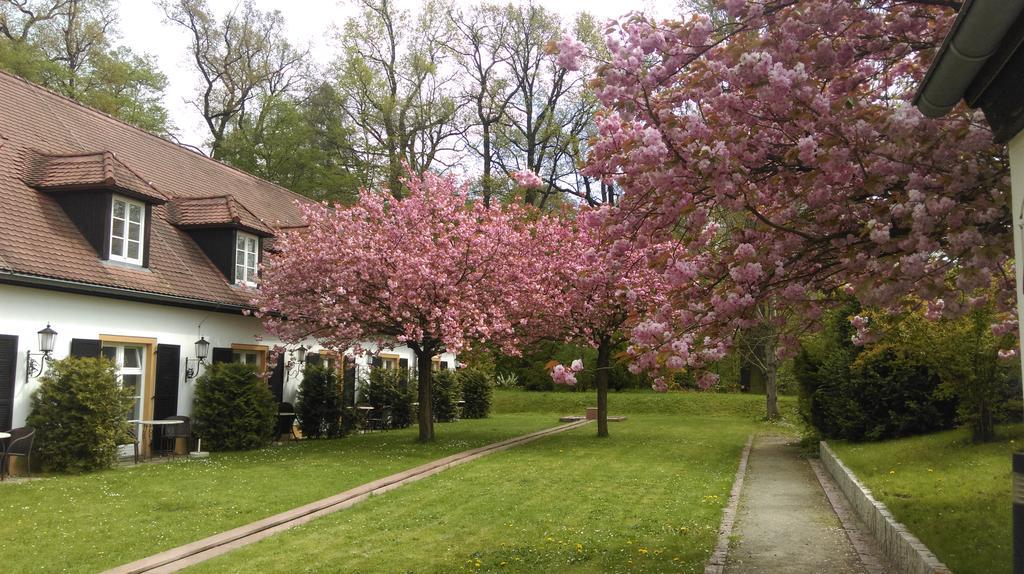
[0,432,10,440]
[129,420,184,458]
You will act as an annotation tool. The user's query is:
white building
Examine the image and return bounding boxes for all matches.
[0,71,453,451]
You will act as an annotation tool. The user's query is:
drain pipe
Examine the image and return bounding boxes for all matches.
[913,0,1024,118]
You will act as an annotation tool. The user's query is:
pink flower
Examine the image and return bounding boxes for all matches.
[555,35,585,71]
[570,359,584,372]
[512,170,543,189]
[998,348,1018,360]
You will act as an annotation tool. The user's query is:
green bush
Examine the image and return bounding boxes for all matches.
[459,368,493,419]
[28,357,135,473]
[432,369,462,422]
[296,364,343,439]
[361,368,415,428]
[192,363,276,451]
[795,301,957,442]
[493,340,649,392]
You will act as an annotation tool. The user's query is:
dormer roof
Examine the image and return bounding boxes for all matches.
[167,195,275,237]
[24,150,168,203]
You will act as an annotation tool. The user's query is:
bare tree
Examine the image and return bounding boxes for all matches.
[161,0,308,158]
[334,0,463,198]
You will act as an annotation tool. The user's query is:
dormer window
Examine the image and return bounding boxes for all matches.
[235,231,259,286]
[109,195,145,265]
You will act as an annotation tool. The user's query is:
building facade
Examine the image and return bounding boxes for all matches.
[0,71,453,440]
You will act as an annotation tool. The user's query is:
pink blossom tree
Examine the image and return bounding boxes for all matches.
[574,1,1013,395]
[547,207,668,437]
[254,172,564,441]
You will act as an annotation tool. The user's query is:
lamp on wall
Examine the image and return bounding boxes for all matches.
[294,345,308,364]
[25,324,57,383]
[185,336,210,380]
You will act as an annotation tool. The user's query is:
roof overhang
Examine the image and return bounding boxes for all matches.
[914,0,1024,142]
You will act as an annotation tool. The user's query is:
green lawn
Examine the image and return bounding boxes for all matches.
[189,414,758,573]
[0,414,554,573]
[0,390,781,572]
[831,424,1023,574]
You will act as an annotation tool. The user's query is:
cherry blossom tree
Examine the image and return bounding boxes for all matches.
[254,171,564,441]
[574,1,1013,391]
[547,207,668,437]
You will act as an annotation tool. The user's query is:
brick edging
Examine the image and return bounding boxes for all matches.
[704,434,754,574]
[104,420,592,574]
[819,441,952,574]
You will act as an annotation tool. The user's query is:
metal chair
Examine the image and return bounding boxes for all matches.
[366,406,392,432]
[277,403,298,440]
[3,427,35,478]
[121,428,139,464]
[158,416,190,457]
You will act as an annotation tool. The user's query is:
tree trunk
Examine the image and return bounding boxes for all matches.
[972,397,995,443]
[415,347,434,442]
[596,336,611,438]
[763,345,780,420]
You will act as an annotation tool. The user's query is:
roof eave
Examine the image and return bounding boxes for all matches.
[913,0,1024,118]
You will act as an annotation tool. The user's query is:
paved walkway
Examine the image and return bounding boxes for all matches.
[724,436,877,574]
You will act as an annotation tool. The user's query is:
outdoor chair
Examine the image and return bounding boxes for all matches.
[277,403,298,441]
[366,406,392,432]
[3,426,35,478]
[120,428,139,464]
[158,416,190,457]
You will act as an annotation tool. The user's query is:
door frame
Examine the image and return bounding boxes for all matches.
[100,334,157,456]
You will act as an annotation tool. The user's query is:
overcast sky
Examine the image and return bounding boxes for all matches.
[115,0,678,151]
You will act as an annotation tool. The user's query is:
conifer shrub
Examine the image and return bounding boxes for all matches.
[459,368,493,419]
[192,363,276,451]
[296,364,343,439]
[432,369,462,422]
[28,356,135,473]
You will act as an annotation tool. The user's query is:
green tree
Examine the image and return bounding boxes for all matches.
[334,0,461,197]
[217,84,363,203]
[0,0,170,134]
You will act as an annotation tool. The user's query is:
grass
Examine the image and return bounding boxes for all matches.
[492,388,798,420]
[189,414,758,573]
[0,389,782,572]
[0,414,554,572]
[830,424,1023,574]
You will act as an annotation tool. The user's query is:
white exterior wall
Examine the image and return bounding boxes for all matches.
[0,283,456,427]
[1010,134,1024,402]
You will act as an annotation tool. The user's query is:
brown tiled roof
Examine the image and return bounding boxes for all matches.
[24,149,168,203]
[167,195,275,236]
[0,71,314,308]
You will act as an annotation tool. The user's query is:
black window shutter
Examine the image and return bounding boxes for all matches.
[399,358,409,371]
[142,203,153,268]
[306,352,322,366]
[0,335,18,431]
[70,338,102,358]
[211,347,233,364]
[268,359,284,402]
[441,361,450,370]
[342,359,356,407]
[371,356,383,368]
[153,344,180,420]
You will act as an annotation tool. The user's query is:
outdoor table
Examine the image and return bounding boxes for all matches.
[129,420,184,458]
[0,432,8,480]
[357,406,374,411]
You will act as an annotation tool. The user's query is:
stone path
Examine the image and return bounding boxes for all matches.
[724,435,886,574]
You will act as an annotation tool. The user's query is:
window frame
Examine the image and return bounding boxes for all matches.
[108,194,146,265]
[234,231,260,287]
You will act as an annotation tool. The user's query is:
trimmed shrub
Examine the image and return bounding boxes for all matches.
[795,301,957,442]
[432,369,461,422]
[192,362,276,451]
[296,364,343,439]
[459,368,493,419]
[28,356,135,473]
[361,368,415,428]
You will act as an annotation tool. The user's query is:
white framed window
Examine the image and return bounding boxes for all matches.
[235,231,259,286]
[109,195,145,265]
[232,350,260,365]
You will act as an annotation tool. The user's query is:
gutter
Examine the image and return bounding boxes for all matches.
[0,270,249,315]
[913,0,1024,118]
